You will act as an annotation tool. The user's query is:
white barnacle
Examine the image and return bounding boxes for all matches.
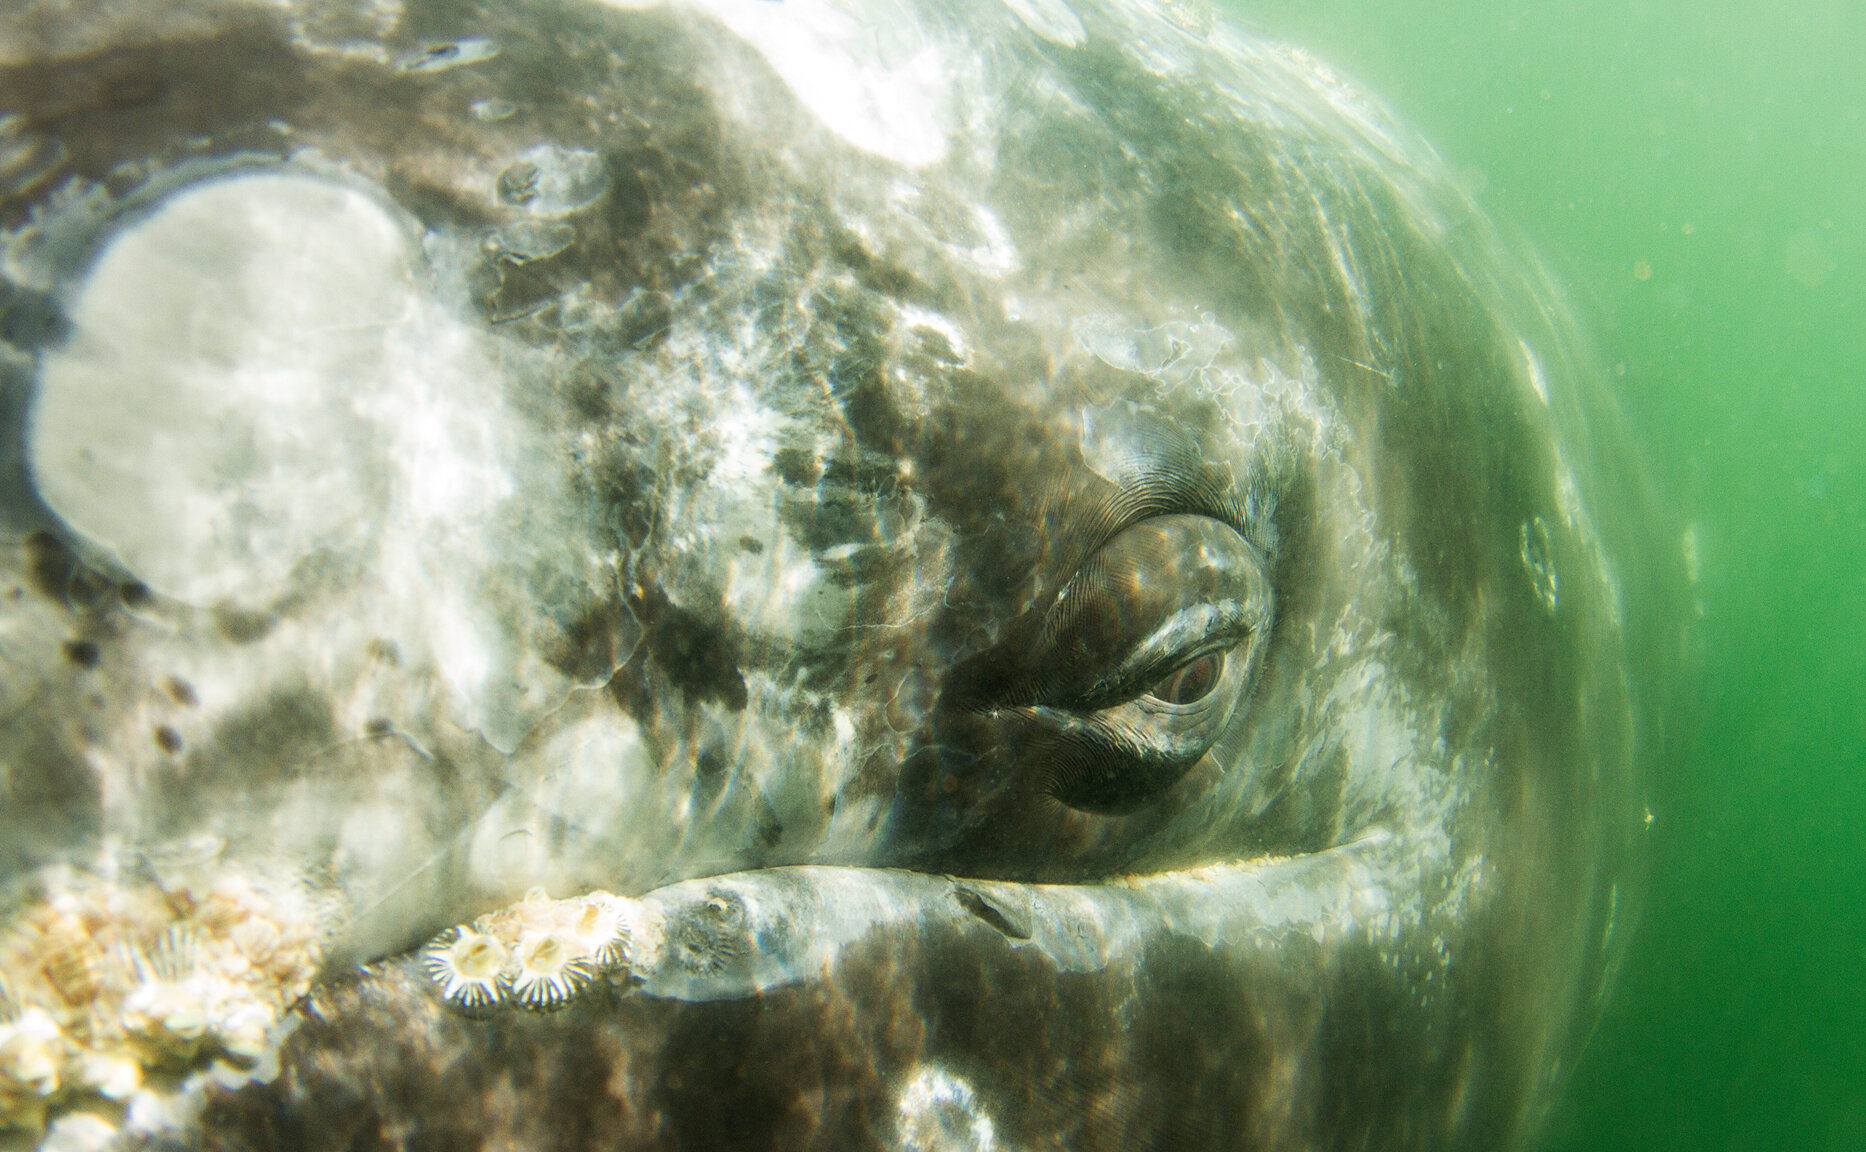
[145,924,203,983]
[508,932,592,1011]
[421,927,509,1011]
[564,894,633,969]
[0,1006,65,1100]
[118,928,215,1052]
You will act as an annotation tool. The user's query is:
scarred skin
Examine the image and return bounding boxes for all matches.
[0,0,1678,1148]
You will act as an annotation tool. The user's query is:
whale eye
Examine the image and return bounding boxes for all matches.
[889,512,1276,864]
[1021,513,1274,814]
[1146,651,1223,706]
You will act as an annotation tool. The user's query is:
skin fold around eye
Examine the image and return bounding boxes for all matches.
[1037,514,1273,712]
[980,513,1277,815]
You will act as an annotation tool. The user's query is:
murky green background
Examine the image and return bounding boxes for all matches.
[1227,1,1866,1148]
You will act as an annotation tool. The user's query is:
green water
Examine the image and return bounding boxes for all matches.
[1227,1,1866,1148]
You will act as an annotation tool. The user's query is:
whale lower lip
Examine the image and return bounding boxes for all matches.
[416,842,1392,1007]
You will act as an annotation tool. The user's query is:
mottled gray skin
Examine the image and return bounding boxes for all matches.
[0,0,1677,1148]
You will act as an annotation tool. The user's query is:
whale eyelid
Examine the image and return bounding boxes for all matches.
[1070,471,1264,572]
[1065,599,1256,710]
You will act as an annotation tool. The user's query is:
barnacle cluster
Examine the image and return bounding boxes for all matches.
[421,889,653,1012]
[0,865,323,1136]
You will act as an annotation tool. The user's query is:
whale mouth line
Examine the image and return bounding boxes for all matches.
[413,834,1400,1013]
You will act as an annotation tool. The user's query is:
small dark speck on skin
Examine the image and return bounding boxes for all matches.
[364,718,395,737]
[63,639,101,668]
[154,726,183,754]
[738,535,765,554]
[163,676,198,707]
[119,581,153,609]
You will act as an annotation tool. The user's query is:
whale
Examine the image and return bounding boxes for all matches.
[0,0,1679,1147]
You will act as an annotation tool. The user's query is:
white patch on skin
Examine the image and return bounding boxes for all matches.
[1001,0,1084,47]
[669,0,952,168]
[966,206,1019,274]
[724,534,841,644]
[31,174,408,610]
[896,1064,999,1152]
[896,305,969,360]
[1553,452,1624,628]
[1519,337,1551,406]
[462,710,670,902]
[27,171,606,753]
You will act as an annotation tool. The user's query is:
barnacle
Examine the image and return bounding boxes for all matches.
[0,1005,65,1126]
[421,928,509,1011]
[565,894,634,968]
[0,861,324,1132]
[419,889,656,1015]
[508,933,592,1011]
[664,892,751,977]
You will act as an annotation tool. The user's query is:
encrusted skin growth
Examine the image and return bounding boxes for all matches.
[0,865,322,1134]
[420,891,648,1013]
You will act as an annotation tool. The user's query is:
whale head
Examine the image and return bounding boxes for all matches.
[0,0,1678,1147]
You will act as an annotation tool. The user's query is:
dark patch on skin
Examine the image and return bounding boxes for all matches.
[738,535,765,555]
[770,446,820,488]
[831,231,928,303]
[562,362,617,423]
[22,531,80,607]
[1242,739,1353,858]
[693,745,729,805]
[545,597,635,684]
[161,675,197,707]
[617,288,674,351]
[63,564,115,613]
[953,886,1030,940]
[0,724,101,879]
[153,725,182,754]
[210,602,275,644]
[0,278,69,351]
[166,689,337,820]
[630,584,748,712]
[364,717,395,738]
[487,250,573,323]
[770,446,910,594]
[753,800,784,853]
[1037,729,1196,817]
[60,639,100,668]
[0,17,311,227]
[588,445,664,553]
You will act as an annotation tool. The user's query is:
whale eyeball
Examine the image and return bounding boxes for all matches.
[1145,651,1223,706]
